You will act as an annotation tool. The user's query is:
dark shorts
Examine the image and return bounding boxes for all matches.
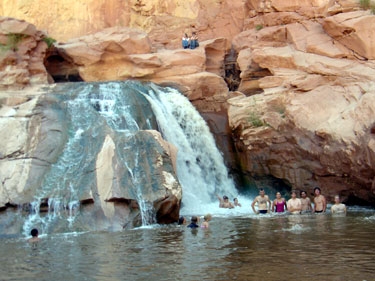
[315,210,324,213]
[259,210,268,214]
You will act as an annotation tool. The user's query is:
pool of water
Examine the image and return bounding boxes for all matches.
[1,211,374,281]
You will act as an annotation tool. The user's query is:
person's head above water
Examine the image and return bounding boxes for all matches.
[178,216,186,225]
[204,214,212,221]
[191,216,198,223]
[259,188,265,196]
[223,195,229,201]
[30,228,38,237]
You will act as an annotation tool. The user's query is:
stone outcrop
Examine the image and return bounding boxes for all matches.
[0,17,49,90]
[229,5,375,204]
[51,29,230,111]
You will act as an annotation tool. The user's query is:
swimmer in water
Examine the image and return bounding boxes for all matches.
[200,214,212,228]
[251,188,271,214]
[217,195,234,209]
[28,228,40,243]
[178,216,186,225]
[331,195,346,214]
[287,191,302,214]
[300,190,313,213]
[272,192,286,213]
[233,198,242,207]
[313,187,326,213]
[187,216,199,228]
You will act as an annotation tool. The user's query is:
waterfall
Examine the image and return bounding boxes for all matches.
[143,85,237,214]
[22,81,237,235]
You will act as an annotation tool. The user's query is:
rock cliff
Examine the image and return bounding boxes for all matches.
[1,0,375,208]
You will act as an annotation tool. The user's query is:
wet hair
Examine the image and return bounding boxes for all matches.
[259,188,264,192]
[30,228,38,237]
[300,190,307,196]
[233,198,238,202]
[291,190,297,195]
[314,187,321,192]
[204,214,212,221]
[223,195,229,200]
[191,216,198,223]
[178,216,185,225]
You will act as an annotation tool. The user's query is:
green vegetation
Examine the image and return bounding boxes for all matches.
[272,104,286,118]
[248,111,264,127]
[255,24,263,31]
[360,0,370,9]
[42,37,57,48]
[0,33,28,52]
[359,0,375,13]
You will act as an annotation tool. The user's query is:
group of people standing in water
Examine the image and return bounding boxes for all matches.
[181,32,199,49]
[246,187,346,215]
[178,186,346,229]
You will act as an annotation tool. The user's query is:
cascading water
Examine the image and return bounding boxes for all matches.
[22,80,238,235]
[143,85,238,214]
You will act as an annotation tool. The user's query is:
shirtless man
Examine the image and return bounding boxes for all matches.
[313,187,326,213]
[287,191,302,214]
[28,228,40,243]
[331,195,346,214]
[251,189,271,214]
[217,195,234,209]
[300,190,313,213]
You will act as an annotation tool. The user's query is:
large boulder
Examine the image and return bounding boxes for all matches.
[0,17,49,90]
[323,11,375,60]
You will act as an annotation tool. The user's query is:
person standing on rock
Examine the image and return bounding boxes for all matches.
[313,187,326,213]
[251,188,271,214]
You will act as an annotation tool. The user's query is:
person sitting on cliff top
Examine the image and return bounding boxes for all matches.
[189,32,199,49]
[182,33,190,49]
[28,228,40,243]
[217,195,234,209]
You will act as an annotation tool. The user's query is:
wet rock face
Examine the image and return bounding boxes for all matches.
[0,82,182,231]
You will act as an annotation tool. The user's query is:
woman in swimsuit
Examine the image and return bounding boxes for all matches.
[272,192,286,213]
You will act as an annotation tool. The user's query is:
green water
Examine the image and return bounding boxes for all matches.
[1,211,374,281]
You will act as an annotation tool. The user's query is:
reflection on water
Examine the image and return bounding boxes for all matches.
[0,212,374,281]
